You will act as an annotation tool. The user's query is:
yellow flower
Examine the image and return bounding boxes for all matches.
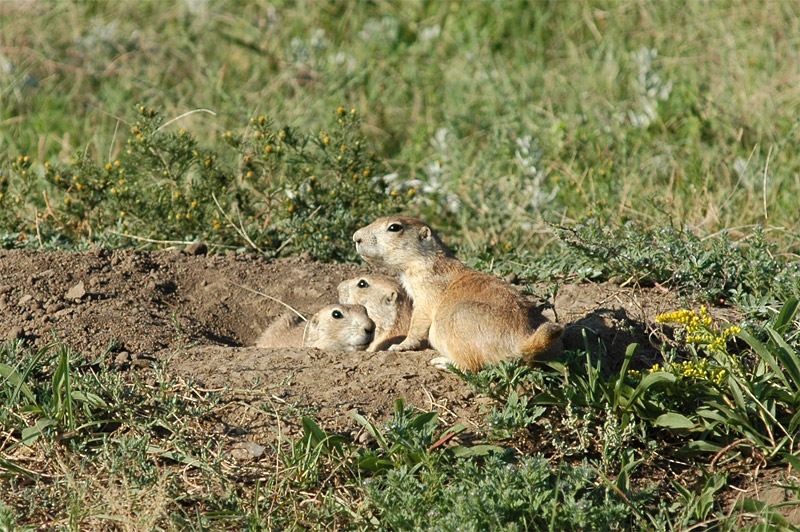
[656,309,695,325]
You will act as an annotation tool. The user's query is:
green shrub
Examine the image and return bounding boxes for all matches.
[2,105,405,261]
[555,219,800,310]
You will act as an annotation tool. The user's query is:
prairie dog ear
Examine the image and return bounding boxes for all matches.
[418,226,431,241]
[304,315,320,344]
[307,314,320,333]
[383,290,398,305]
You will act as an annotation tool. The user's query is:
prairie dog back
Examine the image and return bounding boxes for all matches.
[352,216,562,371]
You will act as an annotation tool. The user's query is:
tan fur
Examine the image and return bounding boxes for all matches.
[337,274,412,351]
[352,216,563,371]
[255,304,375,351]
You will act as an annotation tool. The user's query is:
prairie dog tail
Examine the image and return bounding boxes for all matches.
[518,322,563,358]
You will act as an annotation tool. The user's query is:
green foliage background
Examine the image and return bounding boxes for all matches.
[2,0,799,258]
[3,1,800,530]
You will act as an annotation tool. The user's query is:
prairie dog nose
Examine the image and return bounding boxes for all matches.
[353,228,363,244]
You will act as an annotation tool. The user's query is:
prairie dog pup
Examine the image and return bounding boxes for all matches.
[255,304,375,351]
[337,274,412,351]
[352,216,563,371]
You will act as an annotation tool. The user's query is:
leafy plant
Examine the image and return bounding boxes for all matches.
[364,453,646,532]
[647,300,800,462]
[5,105,405,261]
[555,220,800,310]
[351,399,501,473]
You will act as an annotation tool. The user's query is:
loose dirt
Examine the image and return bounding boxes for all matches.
[0,246,734,440]
[7,246,798,522]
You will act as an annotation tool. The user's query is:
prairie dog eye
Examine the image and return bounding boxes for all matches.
[357,279,369,288]
[331,310,343,319]
[387,223,402,232]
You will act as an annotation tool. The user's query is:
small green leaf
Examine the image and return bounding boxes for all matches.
[20,418,58,446]
[781,452,800,473]
[679,440,723,454]
[350,411,389,452]
[301,416,327,447]
[733,498,790,527]
[0,456,37,479]
[773,298,799,336]
[654,413,695,429]
[622,371,676,409]
[0,363,35,403]
[146,445,203,467]
[356,455,395,472]
[449,444,505,457]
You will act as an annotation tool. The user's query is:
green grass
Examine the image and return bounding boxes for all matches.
[3,1,800,252]
[3,0,800,529]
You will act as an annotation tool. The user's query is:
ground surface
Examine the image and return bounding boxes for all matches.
[0,247,734,441]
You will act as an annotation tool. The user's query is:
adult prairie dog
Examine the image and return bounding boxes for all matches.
[352,216,563,371]
[255,304,375,351]
[337,274,412,351]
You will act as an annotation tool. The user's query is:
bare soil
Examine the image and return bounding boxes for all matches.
[4,246,798,522]
[0,246,739,439]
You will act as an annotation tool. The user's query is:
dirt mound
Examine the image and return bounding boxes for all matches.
[0,247,735,436]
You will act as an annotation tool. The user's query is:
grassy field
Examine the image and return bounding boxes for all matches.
[2,0,800,530]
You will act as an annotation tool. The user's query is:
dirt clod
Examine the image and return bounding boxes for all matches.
[228,441,267,461]
[66,281,86,300]
[185,241,208,256]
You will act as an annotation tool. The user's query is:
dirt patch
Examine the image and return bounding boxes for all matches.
[0,247,738,438]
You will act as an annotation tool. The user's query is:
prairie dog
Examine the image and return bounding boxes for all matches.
[255,304,375,351]
[337,274,412,351]
[352,216,563,371]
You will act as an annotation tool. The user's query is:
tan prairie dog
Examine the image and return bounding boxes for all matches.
[337,274,412,351]
[352,216,563,372]
[255,304,375,351]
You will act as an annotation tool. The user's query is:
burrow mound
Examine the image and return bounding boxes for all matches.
[0,247,739,435]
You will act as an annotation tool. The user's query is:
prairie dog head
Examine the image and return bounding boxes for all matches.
[304,304,375,351]
[337,275,410,333]
[352,217,452,271]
